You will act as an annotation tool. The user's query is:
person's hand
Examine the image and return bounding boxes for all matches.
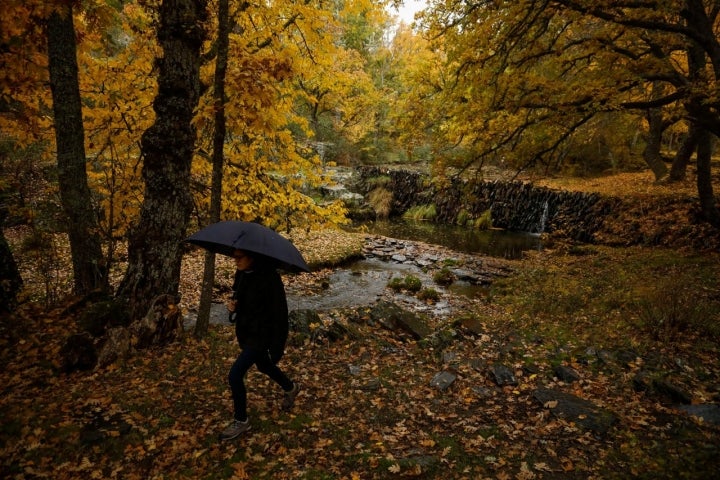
[226,300,236,312]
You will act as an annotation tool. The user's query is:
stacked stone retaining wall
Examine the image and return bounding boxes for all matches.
[356,166,618,242]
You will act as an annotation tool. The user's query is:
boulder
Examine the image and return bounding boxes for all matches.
[554,365,581,383]
[130,294,183,349]
[97,327,131,368]
[653,379,693,405]
[677,404,720,426]
[289,309,320,335]
[369,300,432,339]
[60,333,97,373]
[534,387,618,435]
[490,363,517,386]
[430,371,457,391]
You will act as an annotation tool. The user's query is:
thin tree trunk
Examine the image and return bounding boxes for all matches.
[642,83,668,181]
[118,0,208,320]
[0,224,22,315]
[195,0,230,338]
[695,129,720,228]
[683,27,719,227]
[669,123,700,182]
[46,4,107,296]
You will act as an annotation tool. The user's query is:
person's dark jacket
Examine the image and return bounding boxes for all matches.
[231,267,289,362]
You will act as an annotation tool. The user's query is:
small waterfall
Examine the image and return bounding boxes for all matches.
[537,200,549,234]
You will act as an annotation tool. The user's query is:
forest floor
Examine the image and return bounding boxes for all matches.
[1,170,719,479]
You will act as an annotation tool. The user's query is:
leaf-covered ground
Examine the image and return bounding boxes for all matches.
[3,240,719,479]
[2,170,719,479]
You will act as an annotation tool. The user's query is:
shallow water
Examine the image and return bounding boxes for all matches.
[351,219,541,259]
[285,257,449,313]
[190,258,444,328]
[186,221,538,327]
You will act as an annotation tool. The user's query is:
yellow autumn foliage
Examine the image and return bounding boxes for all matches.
[2,0,391,242]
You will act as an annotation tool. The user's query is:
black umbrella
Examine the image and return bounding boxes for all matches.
[185,221,310,272]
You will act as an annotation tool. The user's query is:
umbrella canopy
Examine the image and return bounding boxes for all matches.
[185,221,310,272]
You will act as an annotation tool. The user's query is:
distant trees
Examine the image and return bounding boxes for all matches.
[1,0,717,316]
[2,0,360,316]
[411,0,719,226]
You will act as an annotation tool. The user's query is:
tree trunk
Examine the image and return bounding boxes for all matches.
[0,185,22,315]
[682,26,719,227]
[668,123,700,182]
[46,5,107,295]
[118,0,208,320]
[0,227,22,315]
[695,128,720,228]
[642,83,668,181]
[195,0,230,338]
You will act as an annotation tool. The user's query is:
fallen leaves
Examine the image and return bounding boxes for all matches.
[3,228,720,479]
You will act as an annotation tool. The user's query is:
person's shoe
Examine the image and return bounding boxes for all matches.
[219,419,250,441]
[281,382,300,410]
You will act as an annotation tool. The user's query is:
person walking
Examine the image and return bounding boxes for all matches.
[219,249,300,441]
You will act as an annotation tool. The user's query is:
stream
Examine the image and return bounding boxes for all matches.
[189,221,539,328]
[353,219,541,259]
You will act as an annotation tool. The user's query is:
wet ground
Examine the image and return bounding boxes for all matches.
[183,229,521,330]
[187,256,468,329]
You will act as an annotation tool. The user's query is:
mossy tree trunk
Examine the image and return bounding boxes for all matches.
[118,0,208,320]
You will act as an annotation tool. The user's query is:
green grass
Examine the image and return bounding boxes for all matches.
[489,247,720,351]
[403,204,437,221]
[387,274,423,293]
[368,187,393,219]
[418,288,440,301]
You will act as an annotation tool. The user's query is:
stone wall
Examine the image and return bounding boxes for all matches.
[355,166,618,242]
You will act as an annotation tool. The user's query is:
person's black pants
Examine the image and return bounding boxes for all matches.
[228,346,293,421]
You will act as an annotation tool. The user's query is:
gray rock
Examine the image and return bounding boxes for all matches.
[490,363,517,386]
[400,454,439,470]
[597,350,615,365]
[361,378,382,391]
[533,387,618,435]
[616,349,639,367]
[632,370,653,392]
[442,351,458,364]
[430,371,457,391]
[469,358,486,372]
[472,386,494,399]
[325,321,355,341]
[554,365,581,383]
[451,269,479,283]
[288,309,320,335]
[369,301,433,339]
[653,379,693,405]
[320,185,364,206]
[677,404,720,426]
